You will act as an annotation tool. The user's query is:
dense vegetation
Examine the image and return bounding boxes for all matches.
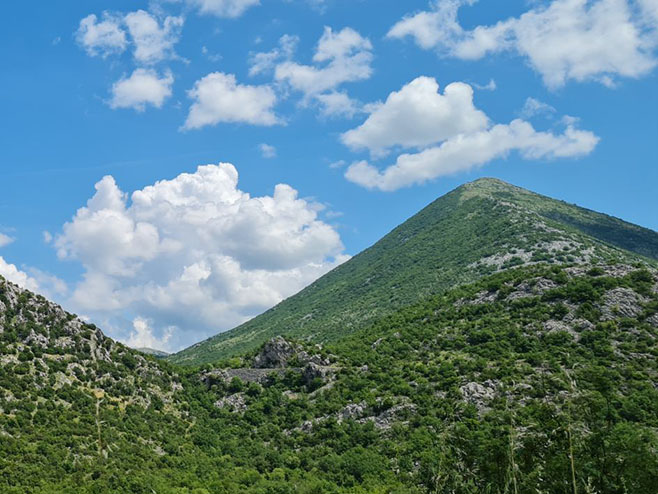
[2,260,657,493]
[172,178,658,366]
[2,180,658,492]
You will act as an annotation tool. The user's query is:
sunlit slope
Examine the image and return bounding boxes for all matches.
[171,178,658,365]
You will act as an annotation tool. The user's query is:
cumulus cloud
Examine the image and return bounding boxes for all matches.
[54,164,347,349]
[76,13,128,57]
[184,72,280,129]
[124,317,174,352]
[124,10,184,64]
[249,34,299,76]
[0,233,14,248]
[259,143,277,158]
[274,26,373,97]
[341,77,489,156]
[187,0,260,18]
[77,10,183,65]
[315,91,362,118]
[250,27,372,117]
[388,0,658,88]
[110,69,174,111]
[342,76,599,191]
[0,257,40,292]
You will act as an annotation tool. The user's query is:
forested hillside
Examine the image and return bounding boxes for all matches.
[2,261,657,493]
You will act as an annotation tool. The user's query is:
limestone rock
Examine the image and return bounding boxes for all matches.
[303,362,334,385]
[647,313,658,327]
[214,393,247,413]
[254,336,297,368]
[600,288,646,320]
[460,380,497,412]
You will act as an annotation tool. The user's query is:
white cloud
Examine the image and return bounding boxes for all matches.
[521,97,557,119]
[0,233,14,248]
[124,10,184,64]
[274,27,373,97]
[387,0,471,50]
[342,77,599,191]
[341,77,489,156]
[187,0,260,18]
[77,10,183,64]
[249,34,299,77]
[248,27,372,118]
[346,120,599,191]
[259,143,277,158]
[183,72,280,129]
[388,0,658,88]
[124,317,174,352]
[316,91,362,118]
[76,13,128,57]
[110,69,174,111]
[329,160,347,169]
[473,79,497,91]
[54,163,348,349]
[0,257,40,292]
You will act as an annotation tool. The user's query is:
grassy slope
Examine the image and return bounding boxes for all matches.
[171,178,658,365]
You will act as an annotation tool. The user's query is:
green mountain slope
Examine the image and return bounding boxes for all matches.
[171,178,658,365]
[3,261,658,493]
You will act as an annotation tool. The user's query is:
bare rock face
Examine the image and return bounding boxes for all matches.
[339,402,367,421]
[460,380,497,413]
[303,362,334,385]
[214,393,247,413]
[647,313,658,328]
[254,336,297,368]
[253,336,330,369]
[600,288,646,320]
[200,369,229,386]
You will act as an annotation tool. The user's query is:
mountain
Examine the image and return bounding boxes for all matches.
[170,178,658,365]
[3,259,658,493]
[136,347,171,358]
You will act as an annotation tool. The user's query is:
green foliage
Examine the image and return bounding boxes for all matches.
[3,177,658,493]
[172,178,658,366]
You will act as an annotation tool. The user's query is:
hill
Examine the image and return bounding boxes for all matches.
[170,178,658,365]
[3,260,657,493]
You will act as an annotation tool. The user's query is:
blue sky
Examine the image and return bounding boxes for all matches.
[1,0,657,351]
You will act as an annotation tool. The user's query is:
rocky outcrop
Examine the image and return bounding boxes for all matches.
[253,336,330,368]
[200,338,336,388]
[460,380,497,413]
[302,362,335,385]
[600,288,646,320]
[253,337,298,368]
[214,393,247,413]
[647,313,658,327]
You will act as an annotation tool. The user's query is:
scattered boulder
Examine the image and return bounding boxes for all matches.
[460,380,497,413]
[214,393,247,413]
[534,278,558,294]
[338,402,367,422]
[600,288,646,320]
[543,320,578,339]
[367,402,417,430]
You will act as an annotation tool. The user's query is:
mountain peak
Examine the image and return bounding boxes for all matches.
[171,178,658,365]
[457,177,526,198]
